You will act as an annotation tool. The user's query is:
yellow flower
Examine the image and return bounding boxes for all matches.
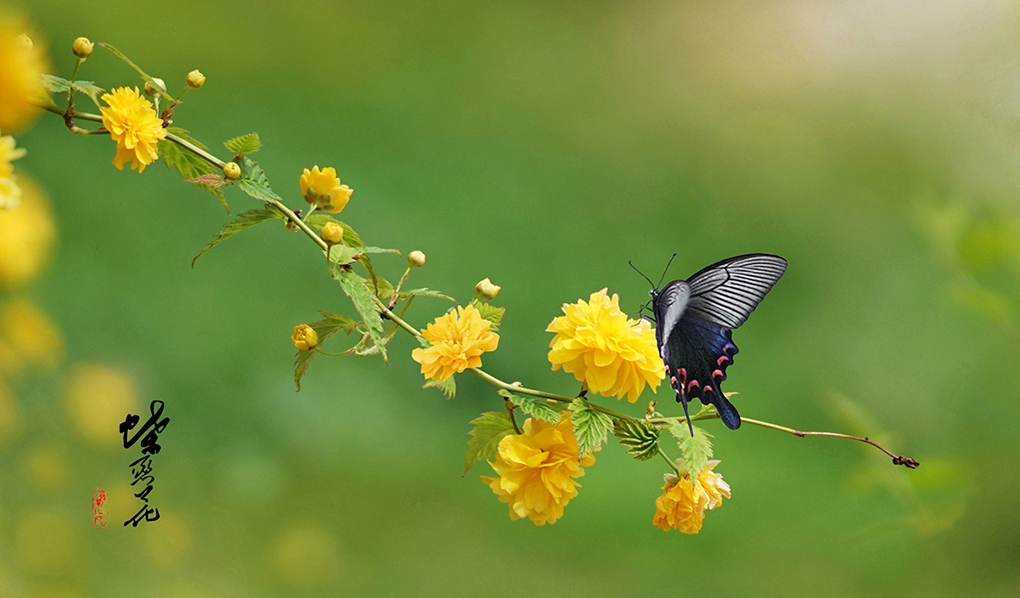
[474,278,501,301]
[100,87,167,173]
[0,16,50,133]
[0,298,63,371]
[291,324,319,351]
[481,415,595,525]
[63,363,139,447]
[0,175,55,289]
[299,166,352,214]
[0,133,26,209]
[410,304,499,382]
[547,289,664,402]
[652,460,731,534]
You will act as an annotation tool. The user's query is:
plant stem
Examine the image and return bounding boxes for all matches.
[658,446,680,475]
[468,368,640,422]
[739,417,920,468]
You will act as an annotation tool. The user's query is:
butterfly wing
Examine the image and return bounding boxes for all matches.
[657,253,786,430]
[663,314,741,429]
[685,254,787,329]
[651,280,689,352]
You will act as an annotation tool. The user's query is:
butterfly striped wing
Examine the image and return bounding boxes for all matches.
[656,253,786,430]
[685,254,787,329]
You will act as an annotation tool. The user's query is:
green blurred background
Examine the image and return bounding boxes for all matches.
[3,0,1019,595]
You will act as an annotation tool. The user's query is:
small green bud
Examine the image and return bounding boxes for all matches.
[144,78,166,97]
[185,69,206,89]
[222,161,241,180]
[474,278,501,301]
[72,37,94,59]
[408,250,426,269]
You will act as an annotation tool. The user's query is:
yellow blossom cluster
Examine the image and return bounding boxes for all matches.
[0,14,49,133]
[100,87,167,173]
[0,133,26,209]
[547,289,664,402]
[652,460,731,534]
[300,166,352,214]
[411,304,498,382]
[482,416,595,525]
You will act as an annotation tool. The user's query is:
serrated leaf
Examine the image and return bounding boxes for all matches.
[306,215,364,247]
[293,314,360,390]
[237,157,281,203]
[161,128,213,179]
[499,390,562,423]
[614,418,661,461]
[364,276,394,300]
[185,173,225,188]
[192,207,284,266]
[42,75,106,107]
[568,399,613,457]
[224,132,261,155]
[671,425,714,478]
[400,288,457,302]
[326,244,362,267]
[470,300,506,332]
[335,269,386,362]
[463,412,515,476]
[423,376,456,399]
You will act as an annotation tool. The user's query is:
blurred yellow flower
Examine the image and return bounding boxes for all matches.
[291,324,319,351]
[411,304,499,382]
[23,443,68,493]
[547,289,664,402]
[300,166,352,214]
[15,510,78,576]
[63,363,139,447]
[0,133,26,209]
[0,16,49,133]
[0,174,54,289]
[652,460,731,534]
[482,416,595,525]
[0,298,62,370]
[100,87,166,172]
[273,524,343,590]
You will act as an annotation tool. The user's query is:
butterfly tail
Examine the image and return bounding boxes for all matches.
[678,392,694,437]
[713,392,741,430]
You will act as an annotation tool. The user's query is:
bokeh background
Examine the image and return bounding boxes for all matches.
[2,0,1018,595]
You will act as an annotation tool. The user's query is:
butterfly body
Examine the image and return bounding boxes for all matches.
[647,254,787,433]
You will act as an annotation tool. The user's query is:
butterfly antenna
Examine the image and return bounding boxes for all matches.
[656,253,677,289]
[628,260,656,288]
[679,394,694,437]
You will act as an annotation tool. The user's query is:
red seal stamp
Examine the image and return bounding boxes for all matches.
[92,488,108,527]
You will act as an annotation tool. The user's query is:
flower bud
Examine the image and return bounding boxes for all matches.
[474,278,501,301]
[291,324,319,351]
[222,161,241,180]
[321,221,344,245]
[185,69,206,89]
[408,250,426,269]
[144,78,166,97]
[72,37,94,59]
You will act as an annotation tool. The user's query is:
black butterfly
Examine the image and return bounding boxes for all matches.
[637,254,787,435]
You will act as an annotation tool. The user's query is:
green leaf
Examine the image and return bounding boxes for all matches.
[568,399,613,457]
[463,412,515,476]
[224,133,261,155]
[613,418,661,461]
[98,43,175,103]
[364,275,394,300]
[499,390,562,423]
[237,157,282,203]
[400,288,457,302]
[423,376,456,399]
[670,424,714,478]
[470,300,506,332]
[43,75,105,107]
[306,215,364,247]
[360,246,401,256]
[293,314,360,390]
[326,244,363,268]
[160,127,228,210]
[335,269,386,362]
[192,207,285,267]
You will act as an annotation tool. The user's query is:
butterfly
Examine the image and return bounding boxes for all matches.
[636,254,787,435]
